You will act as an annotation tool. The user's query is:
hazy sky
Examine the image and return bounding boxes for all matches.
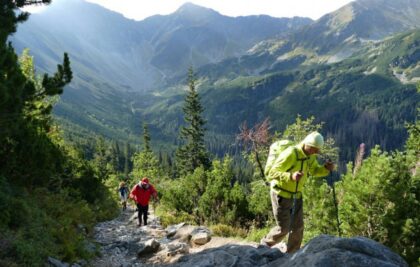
[84,0,355,21]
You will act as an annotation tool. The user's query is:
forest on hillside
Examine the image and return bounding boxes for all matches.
[1,1,419,266]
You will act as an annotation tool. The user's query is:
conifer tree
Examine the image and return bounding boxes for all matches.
[93,136,112,180]
[123,142,131,177]
[110,140,122,172]
[0,0,72,186]
[143,123,152,153]
[176,67,210,175]
[132,122,163,184]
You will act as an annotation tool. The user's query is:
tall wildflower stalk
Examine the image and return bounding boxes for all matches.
[353,143,366,176]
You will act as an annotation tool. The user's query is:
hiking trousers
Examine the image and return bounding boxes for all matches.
[261,189,304,253]
[137,204,149,226]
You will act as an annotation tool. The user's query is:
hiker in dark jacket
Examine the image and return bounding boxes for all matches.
[118,181,129,211]
[129,177,158,226]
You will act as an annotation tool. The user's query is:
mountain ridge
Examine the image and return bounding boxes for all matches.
[13,0,312,91]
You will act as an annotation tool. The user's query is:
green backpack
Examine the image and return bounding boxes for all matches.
[265,140,310,184]
[264,140,294,180]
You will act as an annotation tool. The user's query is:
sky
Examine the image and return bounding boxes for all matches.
[82,0,355,21]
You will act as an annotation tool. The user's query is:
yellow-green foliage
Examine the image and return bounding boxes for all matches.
[158,209,196,228]
[247,181,272,225]
[246,225,272,242]
[210,224,247,238]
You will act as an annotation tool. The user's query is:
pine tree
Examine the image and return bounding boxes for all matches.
[143,123,152,153]
[110,140,122,172]
[92,136,112,180]
[123,142,131,178]
[176,67,211,175]
[132,121,164,185]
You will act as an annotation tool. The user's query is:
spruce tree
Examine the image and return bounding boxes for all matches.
[133,123,162,185]
[176,67,210,175]
[123,141,131,178]
[143,123,152,153]
[93,136,111,180]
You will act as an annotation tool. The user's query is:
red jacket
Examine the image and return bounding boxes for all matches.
[130,184,157,206]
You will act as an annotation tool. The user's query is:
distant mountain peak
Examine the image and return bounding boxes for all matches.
[174,2,220,18]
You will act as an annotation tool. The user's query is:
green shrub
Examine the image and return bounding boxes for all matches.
[246,225,271,242]
[158,209,196,227]
[210,224,247,238]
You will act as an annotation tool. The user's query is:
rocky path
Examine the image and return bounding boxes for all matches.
[89,205,262,266]
[88,205,409,267]
[91,205,166,266]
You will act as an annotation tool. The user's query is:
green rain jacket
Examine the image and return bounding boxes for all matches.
[267,143,330,199]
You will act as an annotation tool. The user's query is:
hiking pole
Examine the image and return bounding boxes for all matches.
[287,181,299,250]
[151,198,156,217]
[329,170,341,237]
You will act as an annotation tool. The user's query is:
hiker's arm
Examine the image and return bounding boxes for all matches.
[151,186,158,200]
[309,158,331,177]
[129,186,137,199]
[268,148,295,182]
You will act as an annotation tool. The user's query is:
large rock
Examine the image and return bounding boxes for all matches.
[167,224,212,244]
[191,232,211,245]
[137,238,161,257]
[171,244,284,266]
[172,225,197,242]
[268,235,408,267]
[159,240,190,258]
[47,257,69,267]
[191,227,212,246]
[171,235,408,267]
[166,223,186,238]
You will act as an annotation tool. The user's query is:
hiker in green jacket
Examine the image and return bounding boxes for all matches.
[261,131,335,253]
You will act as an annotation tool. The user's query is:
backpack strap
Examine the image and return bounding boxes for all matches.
[286,147,309,172]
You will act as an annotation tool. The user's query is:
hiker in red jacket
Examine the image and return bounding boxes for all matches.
[130,177,158,226]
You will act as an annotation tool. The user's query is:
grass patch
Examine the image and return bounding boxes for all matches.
[210,224,247,238]
[246,226,272,243]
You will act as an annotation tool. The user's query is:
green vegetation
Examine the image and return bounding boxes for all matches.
[0,2,120,265]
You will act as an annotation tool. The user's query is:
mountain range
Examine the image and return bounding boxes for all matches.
[12,0,311,91]
[11,0,420,160]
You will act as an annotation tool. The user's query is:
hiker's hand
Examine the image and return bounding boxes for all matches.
[292,171,303,181]
[325,161,335,171]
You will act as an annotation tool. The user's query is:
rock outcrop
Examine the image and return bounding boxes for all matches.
[173,235,408,267]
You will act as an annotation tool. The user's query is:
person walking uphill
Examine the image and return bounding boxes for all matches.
[130,177,158,226]
[118,181,129,211]
[261,131,335,253]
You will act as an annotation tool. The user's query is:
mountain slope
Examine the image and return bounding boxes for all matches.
[291,0,420,53]
[201,0,420,78]
[139,30,420,160]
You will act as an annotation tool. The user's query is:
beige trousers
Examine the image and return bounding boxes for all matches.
[261,189,304,253]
